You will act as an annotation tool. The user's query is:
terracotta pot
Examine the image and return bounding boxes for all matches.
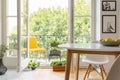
[31,67,36,70]
[53,66,65,71]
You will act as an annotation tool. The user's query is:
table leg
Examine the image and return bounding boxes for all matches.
[76,54,80,80]
[65,50,72,80]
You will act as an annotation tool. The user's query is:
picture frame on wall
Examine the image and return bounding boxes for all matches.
[102,15,116,33]
[102,1,116,11]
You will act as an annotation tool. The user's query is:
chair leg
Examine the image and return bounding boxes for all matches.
[100,65,104,80]
[87,64,92,78]
[101,65,107,77]
[83,64,92,80]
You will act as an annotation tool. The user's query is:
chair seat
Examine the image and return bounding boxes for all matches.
[22,48,46,53]
[30,48,46,52]
[82,57,109,65]
[82,54,109,65]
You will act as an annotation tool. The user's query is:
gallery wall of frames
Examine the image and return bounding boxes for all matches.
[102,1,117,33]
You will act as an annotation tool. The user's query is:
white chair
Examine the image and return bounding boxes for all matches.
[106,55,120,80]
[82,54,109,80]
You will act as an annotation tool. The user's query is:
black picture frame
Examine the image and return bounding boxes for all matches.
[102,15,116,33]
[102,1,116,11]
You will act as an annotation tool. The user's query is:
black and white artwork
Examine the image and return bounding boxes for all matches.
[102,15,116,33]
[102,1,116,11]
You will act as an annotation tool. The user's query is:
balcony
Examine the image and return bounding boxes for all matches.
[7,34,90,67]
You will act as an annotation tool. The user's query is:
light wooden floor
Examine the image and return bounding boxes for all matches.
[35,69,101,80]
[4,69,102,80]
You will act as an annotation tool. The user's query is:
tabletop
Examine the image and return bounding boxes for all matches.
[58,43,120,51]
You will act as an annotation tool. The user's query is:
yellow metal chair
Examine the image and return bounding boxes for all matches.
[23,36,46,58]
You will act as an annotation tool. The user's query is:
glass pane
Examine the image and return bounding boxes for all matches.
[7,0,17,16]
[29,0,68,48]
[74,17,91,43]
[74,0,91,16]
[7,17,17,56]
[21,17,27,35]
[21,36,28,59]
[7,17,17,35]
[21,0,27,16]
[20,0,28,59]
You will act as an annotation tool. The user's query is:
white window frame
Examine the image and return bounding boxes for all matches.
[68,0,96,43]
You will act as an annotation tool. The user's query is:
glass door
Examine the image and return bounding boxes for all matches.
[17,0,29,71]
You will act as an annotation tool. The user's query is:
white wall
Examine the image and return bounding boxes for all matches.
[0,0,1,44]
[96,0,120,73]
[101,0,120,39]
[96,0,120,40]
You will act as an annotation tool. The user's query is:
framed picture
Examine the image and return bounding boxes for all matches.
[102,1,116,11]
[102,15,116,33]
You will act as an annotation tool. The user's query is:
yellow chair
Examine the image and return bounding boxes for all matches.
[23,36,46,58]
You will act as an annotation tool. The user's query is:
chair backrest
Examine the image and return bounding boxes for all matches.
[106,55,120,80]
[29,36,38,48]
[85,54,108,62]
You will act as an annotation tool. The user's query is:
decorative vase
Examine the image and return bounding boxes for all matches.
[0,59,7,75]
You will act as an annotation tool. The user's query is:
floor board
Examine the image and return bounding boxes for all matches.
[1,69,101,80]
[35,69,101,80]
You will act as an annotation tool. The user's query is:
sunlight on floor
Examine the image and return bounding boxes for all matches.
[0,69,101,80]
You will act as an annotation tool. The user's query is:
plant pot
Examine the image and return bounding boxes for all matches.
[31,67,36,70]
[53,66,65,71]
[50,43,59,47]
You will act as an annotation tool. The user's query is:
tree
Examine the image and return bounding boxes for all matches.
[29,0,91,45]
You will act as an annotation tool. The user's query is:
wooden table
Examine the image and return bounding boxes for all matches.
[58,43,120,80]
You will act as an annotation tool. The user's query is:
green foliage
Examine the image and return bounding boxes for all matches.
[50,61,66,66]
[27,60,40,69]
[29,0,91,44]
[0,44,8,59]
[29,8,68,36]
[51,47,60,51]
[9,33,17,49]
[49,38,61,45]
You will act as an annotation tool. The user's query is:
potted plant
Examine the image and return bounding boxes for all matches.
[49,38,61,47]
[50,60,66,71]
[49,39,62,60]
[50,47,61,54]
[0,44,8,75]
[27,60,40,70]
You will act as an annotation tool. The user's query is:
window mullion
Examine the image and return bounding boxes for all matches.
[68,0,74,43]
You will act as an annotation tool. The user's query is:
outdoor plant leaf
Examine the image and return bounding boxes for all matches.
[0,44,8,59]
[50,61,66,66]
